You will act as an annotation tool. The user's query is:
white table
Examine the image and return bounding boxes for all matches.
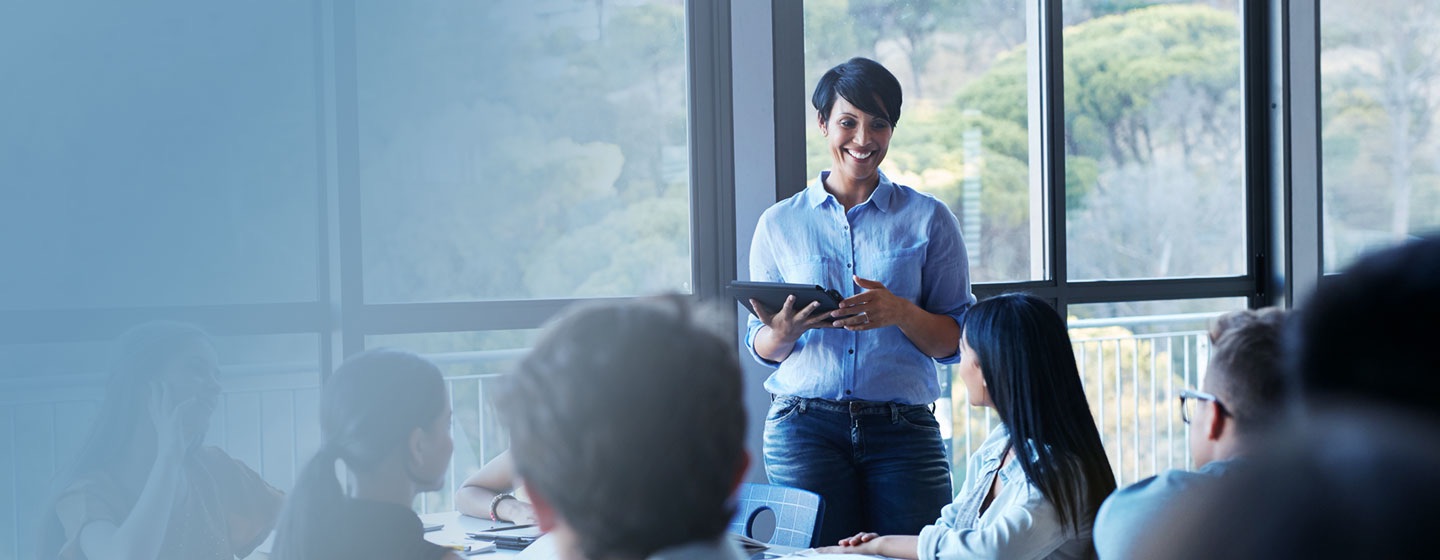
[420,511,813,559]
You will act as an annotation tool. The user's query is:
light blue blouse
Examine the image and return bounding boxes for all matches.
[744,171,974,405]
[917,425,1094,560]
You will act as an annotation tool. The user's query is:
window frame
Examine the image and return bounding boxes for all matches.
[766,0,1292,321]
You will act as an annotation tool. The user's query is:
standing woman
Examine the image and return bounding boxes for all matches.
[745,57,974,545]
[270,349,461,560]
[821,294,1117,559]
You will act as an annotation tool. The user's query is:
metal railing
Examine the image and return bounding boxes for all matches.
[946,313,1218,488]
[3,315,1219,557]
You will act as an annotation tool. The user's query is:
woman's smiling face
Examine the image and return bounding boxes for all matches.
[820,95,893,184]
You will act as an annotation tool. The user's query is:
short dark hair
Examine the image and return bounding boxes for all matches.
[494,297,745,559]
[812,57,903,126]
[1204,308,1288,432]
[1287,235,1440,419]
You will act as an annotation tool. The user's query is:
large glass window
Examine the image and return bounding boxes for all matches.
[803,0,1043,283]
[0,3,321,309]
[357,0,693,303]
[801,0,1256,487]
[1063,1,1246,281]
[1320,1,1440,271]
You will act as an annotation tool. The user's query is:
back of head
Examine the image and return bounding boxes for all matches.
[1205,308,1288,434]
[271,349,447,560]
[961,294,1115,534]
[811,57,903,125]
[1288,235,1440,419]
[495,297,745,559]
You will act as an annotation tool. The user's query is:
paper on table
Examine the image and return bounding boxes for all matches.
[432,538,496,556]
[771,551,888,559]
[732,533,769,550]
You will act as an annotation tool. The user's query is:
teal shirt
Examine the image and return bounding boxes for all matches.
[1092,459,1243,559]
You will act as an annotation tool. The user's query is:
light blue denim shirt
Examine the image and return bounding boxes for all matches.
[1092,459,1242,560]
[917,425,1093,560]
[744,171,973,404]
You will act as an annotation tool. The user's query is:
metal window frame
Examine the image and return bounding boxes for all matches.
[0,0,739,385]
[766,0,1284,315]
[0,0,1324,374]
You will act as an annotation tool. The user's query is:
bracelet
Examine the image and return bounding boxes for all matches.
[489,492,517,522]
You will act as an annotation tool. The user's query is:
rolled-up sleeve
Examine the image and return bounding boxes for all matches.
[919,203,974,365]
[744,212,782,368]
[917,487,1070,560]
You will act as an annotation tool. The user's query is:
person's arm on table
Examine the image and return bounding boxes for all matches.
[817,533,920,559]
[455,451,535,523]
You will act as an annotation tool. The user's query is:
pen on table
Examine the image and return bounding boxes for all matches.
[484,523,536,532]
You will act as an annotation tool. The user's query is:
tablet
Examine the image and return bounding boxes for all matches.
[727,281,852,321]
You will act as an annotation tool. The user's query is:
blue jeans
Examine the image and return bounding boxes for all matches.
[763,395,953,547]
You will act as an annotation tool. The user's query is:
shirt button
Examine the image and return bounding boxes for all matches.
[848,348,855,354]
[846,263,852,269]
[845,389,853,395]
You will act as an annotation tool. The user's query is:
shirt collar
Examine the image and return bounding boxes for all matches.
[804,171,897,213]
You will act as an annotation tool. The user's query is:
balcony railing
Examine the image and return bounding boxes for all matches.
[1,313,1220,558]
[944,312,1218,488]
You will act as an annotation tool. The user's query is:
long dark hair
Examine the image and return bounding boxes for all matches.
[36,321,211,559]
[962,294,1116,534]
[270,349,448,560]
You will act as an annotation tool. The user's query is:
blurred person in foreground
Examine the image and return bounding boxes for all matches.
[1092,308,1288,559]
[494,297,750,560]
[1146,235,1440,559]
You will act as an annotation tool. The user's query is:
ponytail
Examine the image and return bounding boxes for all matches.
[270,445,345,560]
[271,349,447,560]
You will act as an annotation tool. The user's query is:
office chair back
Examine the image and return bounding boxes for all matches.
[728,483,825,549]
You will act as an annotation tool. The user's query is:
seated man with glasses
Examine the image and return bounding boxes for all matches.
[1091,308,1288,560]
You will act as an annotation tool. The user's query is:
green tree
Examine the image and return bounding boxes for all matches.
[1321,0,1440,264]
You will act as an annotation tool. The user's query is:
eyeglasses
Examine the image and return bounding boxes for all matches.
[1179,389,1229,424]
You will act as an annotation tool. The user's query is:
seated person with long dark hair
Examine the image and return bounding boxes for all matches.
[37,321,282,560]
[270,349,461,560]
[819,294,1116,559]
